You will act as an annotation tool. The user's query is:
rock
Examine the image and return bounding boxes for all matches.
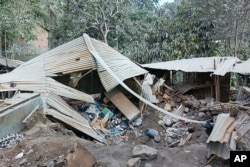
[126,157,141,167]
[204,165,212,167]
[144,163,153,167]
[46,160,54,167]
[54,155,65,167]
[158,120,165,127]
[66,142,96,167]
[133,145,158,160]
[198,112,206,118]
[154,135,161,143]
[14,150,24,159]
[184,107,189,113]
[163,116,173,127]
[19,158,27,165]
[26,149,33,155]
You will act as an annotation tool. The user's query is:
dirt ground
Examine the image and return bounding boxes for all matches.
[0,107,235,167]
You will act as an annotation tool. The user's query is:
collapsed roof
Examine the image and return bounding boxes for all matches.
[0,34,207,142]
[0,34,148,142]
[142,57,241,76]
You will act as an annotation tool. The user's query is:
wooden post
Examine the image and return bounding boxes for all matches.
[215,76,220,102]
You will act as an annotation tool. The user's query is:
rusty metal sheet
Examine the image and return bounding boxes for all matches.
[105,87,140,122]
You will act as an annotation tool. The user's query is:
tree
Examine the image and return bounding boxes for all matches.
[50,0,129,47]
[0,0,45,57]
[171,0,250,59]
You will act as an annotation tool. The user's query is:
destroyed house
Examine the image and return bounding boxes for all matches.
[142,57,241,102]
[0,34,206,143]
[0,34,149,142]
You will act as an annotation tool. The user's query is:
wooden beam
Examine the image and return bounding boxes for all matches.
[215,76,220,102]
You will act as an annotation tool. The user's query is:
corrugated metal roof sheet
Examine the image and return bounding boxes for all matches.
[206,113,235,159]
[231,58,250,74]
[142,57,240,76]
[85,35,148,91]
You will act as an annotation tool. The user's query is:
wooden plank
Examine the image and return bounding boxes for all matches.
[105,87,140,122]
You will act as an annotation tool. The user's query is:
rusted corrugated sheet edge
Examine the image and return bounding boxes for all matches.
[84,34,205,124]
[46,109,104,143]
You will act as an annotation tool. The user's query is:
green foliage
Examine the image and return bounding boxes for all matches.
[2,0,249,63]
[0,0,45,53]
[165,0,218,59]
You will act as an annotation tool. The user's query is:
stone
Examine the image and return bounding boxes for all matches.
[66,142,96,167]
[54,155,65,167]
[158,120,165,127]
[154,135,161,143]
[204,165,212,167]
[144,163,153,167]
[126,157,141,167]
[19,158,27,165]
[163,116,173,127]
[46,160,54,167]
[167,136,175,145]
[133,145,158,160]
[26,149,33,155]
[198,112,206,118]
[184,107,189,113]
